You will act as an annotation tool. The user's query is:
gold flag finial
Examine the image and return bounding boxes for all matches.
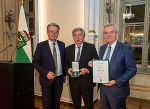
[22,0,24,5]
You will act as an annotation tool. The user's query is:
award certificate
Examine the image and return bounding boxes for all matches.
[93,60,109,83]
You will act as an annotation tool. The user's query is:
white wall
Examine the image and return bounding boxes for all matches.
[38,0,84,46]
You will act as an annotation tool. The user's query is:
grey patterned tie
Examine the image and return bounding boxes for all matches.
[53,43,58,75]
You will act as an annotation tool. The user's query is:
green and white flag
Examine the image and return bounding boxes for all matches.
[16,4,32,63]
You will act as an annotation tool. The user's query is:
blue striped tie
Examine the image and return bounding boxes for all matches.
[105,46,111,60]
[76,46,81,62]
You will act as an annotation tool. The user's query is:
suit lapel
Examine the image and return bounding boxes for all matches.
[110,41,120,63]
[45,40,53,58]
[71,44,75,61]
[79,42,86,62]
[99,44,107,59]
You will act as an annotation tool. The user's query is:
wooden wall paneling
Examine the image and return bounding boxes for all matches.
[0,0,3,59]
[5,0,17,61]
[0,0,20,61]
[1,0,7,61]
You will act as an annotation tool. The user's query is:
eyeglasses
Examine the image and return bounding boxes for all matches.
[48,30,59,33]
[103,30,117,35]
[73,34,84,37]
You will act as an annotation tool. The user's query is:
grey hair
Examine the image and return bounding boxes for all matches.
[72,28,85,37]
[47,23,60,32]
[104,23,118,32]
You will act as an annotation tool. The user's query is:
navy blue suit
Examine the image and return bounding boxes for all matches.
[99,41,136,109]
[32,40,65,109]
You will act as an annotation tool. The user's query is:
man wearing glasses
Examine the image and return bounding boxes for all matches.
[33,23,65,109]
[65,28,98,109]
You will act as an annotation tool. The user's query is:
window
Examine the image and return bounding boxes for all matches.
[119,0,150,73]
[24,0,35,55]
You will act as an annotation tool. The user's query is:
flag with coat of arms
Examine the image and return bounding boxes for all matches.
[16,3,32,63]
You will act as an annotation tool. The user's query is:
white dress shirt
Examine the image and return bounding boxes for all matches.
[75,43,83,61]
[103,40,117,61]
[48,40,62,76]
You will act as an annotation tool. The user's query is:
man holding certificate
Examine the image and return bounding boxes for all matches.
[90,23,136,109]
[65,28,98,109]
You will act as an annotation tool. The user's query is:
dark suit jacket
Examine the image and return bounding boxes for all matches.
[65,42,98,89]
[99,41,136,98]
[32,40,65,87]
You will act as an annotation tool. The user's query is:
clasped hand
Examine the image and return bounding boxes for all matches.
[103,80,116,86]
[47,72,56,79]
[68,68,89,76]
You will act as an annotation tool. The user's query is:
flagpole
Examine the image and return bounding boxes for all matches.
[22,0,24,5]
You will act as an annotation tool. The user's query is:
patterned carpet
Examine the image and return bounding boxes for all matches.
[35,107,41,109]
[35,96,150,109]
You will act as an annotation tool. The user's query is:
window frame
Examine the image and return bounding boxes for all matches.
[119,0,150,74]
[24,0,35,56]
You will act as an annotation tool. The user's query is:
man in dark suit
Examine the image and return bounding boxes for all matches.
[32,23,65,109]
[65,28,98,109]
[99,23,136,109]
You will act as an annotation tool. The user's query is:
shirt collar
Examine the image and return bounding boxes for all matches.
[75,43,83,48]
[48,39,57,45]
[107,40,117,48]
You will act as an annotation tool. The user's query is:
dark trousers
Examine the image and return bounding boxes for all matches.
[69,78,93,109]
[100,86,127,109]
[41,75,63,109]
